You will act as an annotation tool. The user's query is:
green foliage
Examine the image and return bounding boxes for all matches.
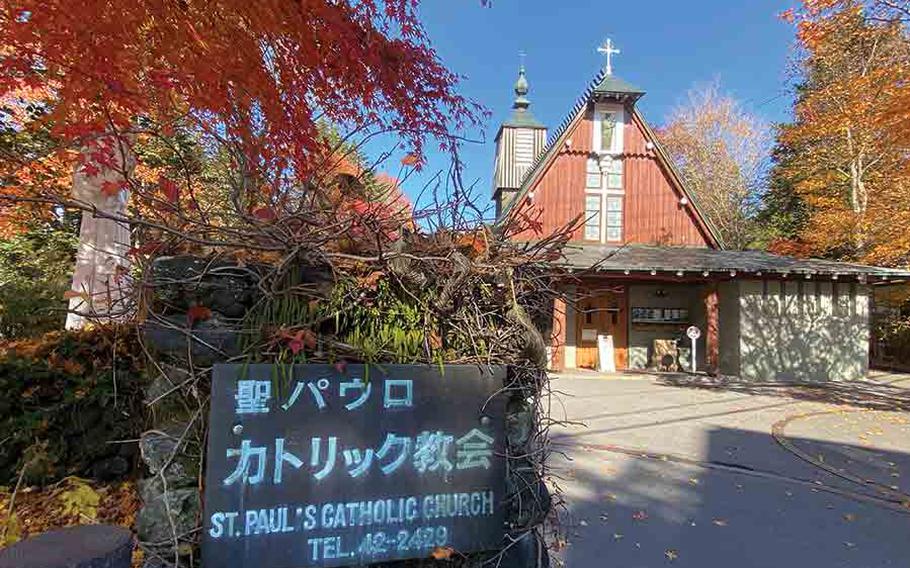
[877,313,910,365]
[243,275,433,365]
[332,279,428,363]
[0,328,147,485]
[0,224,77,339]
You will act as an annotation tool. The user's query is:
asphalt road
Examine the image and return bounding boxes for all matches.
[548,372,910,568]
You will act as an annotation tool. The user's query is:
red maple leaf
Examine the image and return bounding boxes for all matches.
[281,328,317,354]
[253,207,277,221]
[187,305,212,326]
[158,175,179,203]
[100,180,124,197]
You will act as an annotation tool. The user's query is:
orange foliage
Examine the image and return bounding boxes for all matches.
[0,0,479,183]
[1,1,477,256]
[778,0,910,266]
[0,86,75,236]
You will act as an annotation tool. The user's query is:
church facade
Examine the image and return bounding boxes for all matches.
[493,55,910,381]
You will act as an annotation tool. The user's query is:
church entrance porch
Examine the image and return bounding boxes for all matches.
[572,285,627,370]
[554,279,718,375]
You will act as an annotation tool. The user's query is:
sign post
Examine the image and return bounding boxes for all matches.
[203,364,508,568]
[686,326,701,373]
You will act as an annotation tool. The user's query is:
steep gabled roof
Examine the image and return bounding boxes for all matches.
[494,66,723,249]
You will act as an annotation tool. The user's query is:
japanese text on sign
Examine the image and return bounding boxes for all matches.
[203,364,508,568]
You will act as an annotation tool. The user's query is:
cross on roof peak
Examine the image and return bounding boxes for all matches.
[597,38,620,76]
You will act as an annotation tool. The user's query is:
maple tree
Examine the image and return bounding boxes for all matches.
[768,0,910,266]
[658,82,771,249]
[0,0,482,254]
[0,84,73,236]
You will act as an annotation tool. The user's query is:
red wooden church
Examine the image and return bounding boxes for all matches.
[493,45,910,381]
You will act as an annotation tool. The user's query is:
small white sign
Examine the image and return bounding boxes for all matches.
[597,334,616,373]
[686,326,700,373]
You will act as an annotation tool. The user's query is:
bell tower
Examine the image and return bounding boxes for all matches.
[493,63,547,217]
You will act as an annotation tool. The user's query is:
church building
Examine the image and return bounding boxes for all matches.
[493,43,910,381]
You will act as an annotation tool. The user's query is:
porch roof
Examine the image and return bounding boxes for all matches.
[557,244,910,281]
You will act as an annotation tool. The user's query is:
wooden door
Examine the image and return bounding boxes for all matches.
[575,290,628,370]
[577,295,613,369]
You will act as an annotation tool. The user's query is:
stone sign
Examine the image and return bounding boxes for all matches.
[203,364,508,567]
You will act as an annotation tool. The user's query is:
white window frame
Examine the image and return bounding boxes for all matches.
[584,193,601,241]
[583,153,624,243]
[605,195,623,242]
[585,158,601,189]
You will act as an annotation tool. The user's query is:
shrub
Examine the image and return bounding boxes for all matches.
[0,327,147,486]
[0,224,77,339]
[877,313,910,366]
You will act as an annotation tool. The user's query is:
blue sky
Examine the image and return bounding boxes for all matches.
[390,1,798,213]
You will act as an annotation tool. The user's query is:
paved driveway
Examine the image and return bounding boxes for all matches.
[548,372,910,567]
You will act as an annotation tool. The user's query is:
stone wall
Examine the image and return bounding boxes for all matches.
[136,256,551,567]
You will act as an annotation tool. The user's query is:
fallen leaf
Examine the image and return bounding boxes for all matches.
[665,549,679,561]
[632,510,648,521]
[843,513,856,522]
[712,518,728,526]
[187,305,212,326]
[430,546,455,560]
[58,479,100,520]
[61,359,86,375]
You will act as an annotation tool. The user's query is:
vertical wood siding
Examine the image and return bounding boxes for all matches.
[509,106,715,248]
[494,127,547,190]
[509,110,593,241]
[624,113,714,246]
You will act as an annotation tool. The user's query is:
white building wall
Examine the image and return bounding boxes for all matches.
[737,280,869,381]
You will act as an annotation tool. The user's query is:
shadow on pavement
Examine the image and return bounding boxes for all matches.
[657,374,910,412]
[553,426,910,568]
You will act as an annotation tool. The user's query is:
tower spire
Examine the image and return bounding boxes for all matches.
[513,56,530,110]
[500,53,544,128]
